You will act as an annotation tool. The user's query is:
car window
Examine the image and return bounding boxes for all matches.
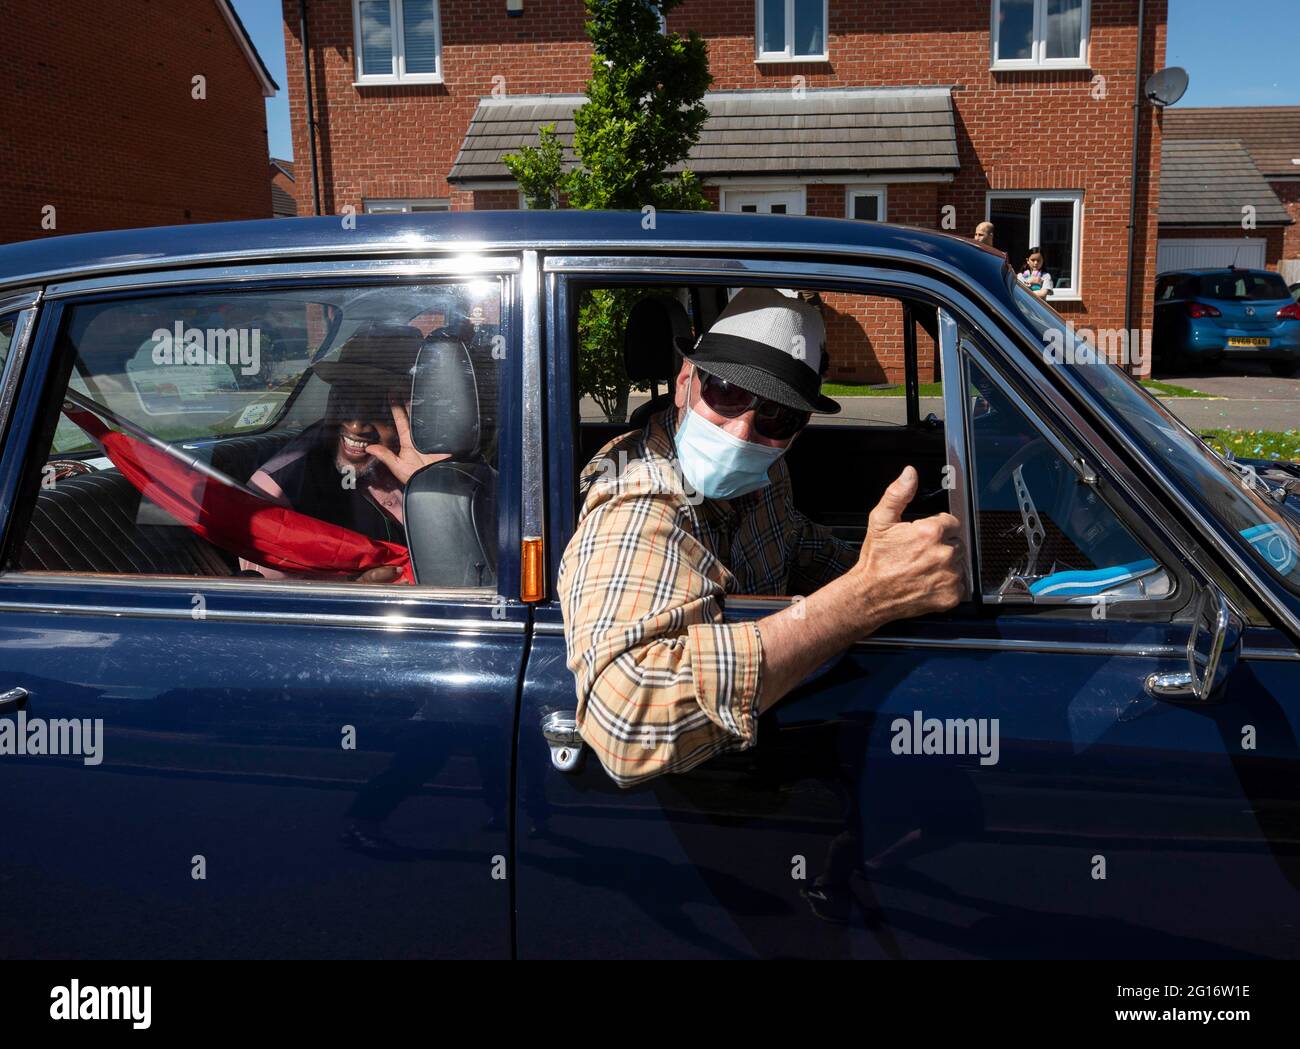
[1198,272,1290,301]
[1011,279,1300,594]
[9,281,504,590]
[967,354,1172,607]
[0,313,15,373]
[570,279,948,555]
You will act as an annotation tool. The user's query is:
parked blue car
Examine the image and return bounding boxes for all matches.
[1,211,1299,959]
[1154,267,1300,376]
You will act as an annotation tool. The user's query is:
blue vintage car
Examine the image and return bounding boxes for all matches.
[0,211,1298,960]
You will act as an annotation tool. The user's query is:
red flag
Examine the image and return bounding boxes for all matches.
[63,409,413,583]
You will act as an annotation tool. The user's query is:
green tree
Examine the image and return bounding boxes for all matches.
[503,0,711,421]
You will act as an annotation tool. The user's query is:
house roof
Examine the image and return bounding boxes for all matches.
[1159,140,1292,226]
[1162,107,1300,179]
[448,87,960,184]
[215,0,278,98]
[271,157,295,181]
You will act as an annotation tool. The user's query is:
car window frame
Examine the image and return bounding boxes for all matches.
[543,253,1202,625]
[0,262,524,612]
[954,326,1187,618]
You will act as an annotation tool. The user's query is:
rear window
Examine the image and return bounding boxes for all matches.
[1198,272,1290,301]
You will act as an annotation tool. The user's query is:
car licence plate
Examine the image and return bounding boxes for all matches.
[1227,337,1270,347]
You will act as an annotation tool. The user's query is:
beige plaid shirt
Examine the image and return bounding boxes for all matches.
[558,407,859,788]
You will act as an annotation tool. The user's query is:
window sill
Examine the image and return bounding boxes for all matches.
[353,76,443,87]
[990,62,1090,73]
[755,56,830,65]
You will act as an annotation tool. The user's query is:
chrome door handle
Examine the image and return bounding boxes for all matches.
[1144,671,1195,699]
[541,710,583,772]
[0,687,30,715]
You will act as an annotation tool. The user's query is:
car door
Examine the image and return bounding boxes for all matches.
[515,254,1300,959]
[0,261,523,959]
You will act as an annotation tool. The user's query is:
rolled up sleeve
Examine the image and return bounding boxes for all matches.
[558,478,765,788]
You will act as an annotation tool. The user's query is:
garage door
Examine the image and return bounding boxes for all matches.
[1157,237,1268,273]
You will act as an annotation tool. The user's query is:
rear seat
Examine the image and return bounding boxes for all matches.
[16,429,300,576]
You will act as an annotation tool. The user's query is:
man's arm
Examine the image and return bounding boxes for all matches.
[558,472,768,788]
[756,466,965,711]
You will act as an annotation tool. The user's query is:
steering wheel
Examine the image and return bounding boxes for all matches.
[981,437,1076,578]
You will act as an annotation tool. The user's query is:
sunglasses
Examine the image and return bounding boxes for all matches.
[695,370,810,440]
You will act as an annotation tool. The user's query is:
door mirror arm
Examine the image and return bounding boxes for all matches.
[1144,586,1243,703]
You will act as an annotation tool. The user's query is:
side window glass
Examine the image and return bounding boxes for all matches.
[8,282,502,590]
[966,356,1172,608]
[0,313,16,373]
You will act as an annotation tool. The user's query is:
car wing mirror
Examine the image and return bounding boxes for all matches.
[1145,586,1243,703]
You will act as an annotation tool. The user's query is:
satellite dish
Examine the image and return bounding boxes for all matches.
[1145,67,1189,108]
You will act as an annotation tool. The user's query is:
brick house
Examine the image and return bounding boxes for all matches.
[1160,108,1300,283]
[271,157,298,217]
[1,0,278,245]
[282,0,1168,381]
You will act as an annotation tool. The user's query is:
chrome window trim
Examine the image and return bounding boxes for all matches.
[938,307,976,595]
[44,256,521,298]
[0,289,42,313]
[0,571,503,603]
[1,236,988,300]
[0,598,526,634]
[0,301,39,443]
[520,250,545,591]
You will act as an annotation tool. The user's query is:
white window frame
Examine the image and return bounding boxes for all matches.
[986,190,1084,300]
[755,0,829,63]
[363,198,450,213]
[720,186,807,215]
[990,0,1089,70]
[845,186,887,223]
[353,0,443,85]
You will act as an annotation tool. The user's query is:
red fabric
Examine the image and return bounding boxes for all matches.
[64,409,412,583]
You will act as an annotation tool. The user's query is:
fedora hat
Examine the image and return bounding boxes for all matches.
[678,287,840,414]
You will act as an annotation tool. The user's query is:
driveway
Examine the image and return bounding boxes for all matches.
[1154,365,1300,430]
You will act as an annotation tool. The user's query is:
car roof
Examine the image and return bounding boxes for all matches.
[0,210,1010,300]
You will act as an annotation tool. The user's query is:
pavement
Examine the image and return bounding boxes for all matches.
[586,364,1299,432]
[1152,364,1300,431]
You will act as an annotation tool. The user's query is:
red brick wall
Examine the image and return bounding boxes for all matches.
[1274,182,1300,261]
[283,0,1166,381]
[1,0,272,244]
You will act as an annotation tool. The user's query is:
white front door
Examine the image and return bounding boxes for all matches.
[721,188,806,216]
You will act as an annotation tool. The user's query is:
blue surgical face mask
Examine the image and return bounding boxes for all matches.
[674,399,789,501]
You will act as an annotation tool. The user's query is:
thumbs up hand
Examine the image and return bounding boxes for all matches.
[852,467,967,627]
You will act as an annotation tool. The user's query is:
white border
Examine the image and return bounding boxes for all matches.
[719,186,808,215]
[755,0,830,62]
[986,189,1084,300]
[352,0,443,85]
[990,0,1090,71]
[845,186,887,222]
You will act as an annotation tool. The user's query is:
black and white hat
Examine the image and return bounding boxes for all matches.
[678,287,841,414]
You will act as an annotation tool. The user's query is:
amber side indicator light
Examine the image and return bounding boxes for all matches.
[521,536,545,602]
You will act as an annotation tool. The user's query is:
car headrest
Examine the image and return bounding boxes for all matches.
[410,336,480,458]
[624,295,692,383]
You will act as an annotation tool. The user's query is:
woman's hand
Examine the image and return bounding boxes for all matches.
[365,398,450,486]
